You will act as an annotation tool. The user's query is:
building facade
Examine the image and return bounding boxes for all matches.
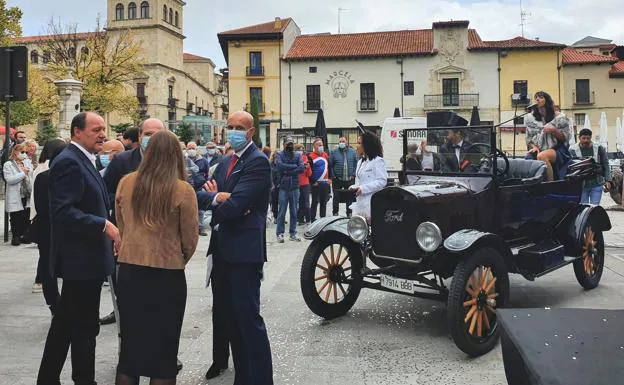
[218,17,300,148]
[18,0,225,139]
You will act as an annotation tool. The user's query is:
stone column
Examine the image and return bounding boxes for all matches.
[54,73,83,139]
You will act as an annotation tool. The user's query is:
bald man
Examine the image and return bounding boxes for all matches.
[202,110,273,383]
[98,139,125,176]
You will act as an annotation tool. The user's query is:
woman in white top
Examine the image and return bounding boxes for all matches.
[349,130,388,219]
[3,143,33,246]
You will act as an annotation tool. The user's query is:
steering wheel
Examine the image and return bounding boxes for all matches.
[464,143,509,178]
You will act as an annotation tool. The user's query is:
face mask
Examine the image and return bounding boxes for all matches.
[285,144,294,152]
[141,136,150,151]
[317,146,324,154]
[227,130,248,152]
[207,149,216,156]
[295,151,303,156]
[18,153,27,160]
[339,143,346,149]
[100,154,110,168]
[187,149,197,158]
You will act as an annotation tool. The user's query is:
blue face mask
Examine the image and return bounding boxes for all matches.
[141,135,150,151]
[227,130,248,152]
[207,149,216,156]
[100,154,110,168]
[339,143,346,149]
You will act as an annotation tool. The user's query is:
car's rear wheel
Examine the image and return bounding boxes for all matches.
[447,247,510,357]
[300,232,363,320]
[573,223,604,290]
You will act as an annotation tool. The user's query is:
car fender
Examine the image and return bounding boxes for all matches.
[571,205,611,254]
[443,229,513,264]
[304,216,351,240]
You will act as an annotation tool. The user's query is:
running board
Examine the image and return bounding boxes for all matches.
[520,256,579,281]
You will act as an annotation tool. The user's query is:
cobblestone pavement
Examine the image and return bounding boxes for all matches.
[1,195,623,385]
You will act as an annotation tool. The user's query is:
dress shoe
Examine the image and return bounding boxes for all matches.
[11,237,20,246]
[205,362,227,379]
[177,358,183,373]
[20,236,31,244]
[199,230,208,236]
[99,311,116,325]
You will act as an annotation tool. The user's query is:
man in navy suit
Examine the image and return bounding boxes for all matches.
[37,112,121,385]
[201,111,273,384]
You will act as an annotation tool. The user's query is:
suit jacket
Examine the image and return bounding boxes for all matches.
[49,144,114,280]
[103,147,142,223]
[203,143,271,264]
[439,140,472,172]
[32,170,51,246]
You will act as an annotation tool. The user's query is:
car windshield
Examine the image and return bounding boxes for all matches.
[402,126,494,177]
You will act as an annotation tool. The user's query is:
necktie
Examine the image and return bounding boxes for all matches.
[226,154,239,180]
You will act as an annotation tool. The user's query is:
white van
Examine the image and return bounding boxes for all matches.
[380,117,428,177]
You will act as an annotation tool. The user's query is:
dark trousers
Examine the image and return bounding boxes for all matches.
[332,179,355,216]
[298,184,311,223]
[9,205,30,239]
[311,182,330,222]
[210,256,230,367]
[35,238,59,307]
[221,261,273,385]
[270,189,279,219]
[37,279,103,385]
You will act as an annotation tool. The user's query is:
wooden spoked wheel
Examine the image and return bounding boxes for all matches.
[314,244,353,304]
[582,227,597,277]
[463,266,498,338]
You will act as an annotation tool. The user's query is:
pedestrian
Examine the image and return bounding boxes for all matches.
[3,143,33,246]
[14,130,26,144]
[261,146,272,159]
[114,130,199,385]
[188,141,210,236]
[25,139,40,170]
[569,128,610,205]
[275,136,304,243]
[330,137,357,216]
[309,138,331,222]
[122,127,140,150]
[201,110,273,383]
[205,141,222,167]
[98,139,125,176]
[295,143,312,225]
[349,130,388,220]
[401,143,422,171]
[32,139,67,314]
[269,150,280,223]
[37,112,121,385]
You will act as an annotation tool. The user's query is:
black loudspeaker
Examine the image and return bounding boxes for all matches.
[0,46,28,102]
[427,111,468,128]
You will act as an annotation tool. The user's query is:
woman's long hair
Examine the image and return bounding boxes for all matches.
[9,144,25,161]
[360,131,383,160]
[532,91,555,123]
[131,130,186,228]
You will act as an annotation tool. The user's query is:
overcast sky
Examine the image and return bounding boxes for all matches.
[10,0,624,70]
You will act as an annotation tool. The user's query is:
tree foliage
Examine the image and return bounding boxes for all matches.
[35,123,59,145]
[176,122,194,144]
[0,0,22,46]
[111,122,133,134]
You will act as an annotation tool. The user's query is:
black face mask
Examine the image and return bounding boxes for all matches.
[285,144,294,152]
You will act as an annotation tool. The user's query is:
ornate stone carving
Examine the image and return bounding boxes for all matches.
[439,29,461,66]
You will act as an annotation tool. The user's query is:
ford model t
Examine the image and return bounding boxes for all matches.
[299,125,611,357]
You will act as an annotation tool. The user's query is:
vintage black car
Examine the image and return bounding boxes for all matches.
[300,125,612,357]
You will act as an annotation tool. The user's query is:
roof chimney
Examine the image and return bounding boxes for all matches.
[275,17,282,29]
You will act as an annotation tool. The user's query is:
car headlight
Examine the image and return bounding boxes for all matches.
[416,222,442,252]
[347,215,369,243]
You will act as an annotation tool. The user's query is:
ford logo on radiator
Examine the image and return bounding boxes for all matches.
[384,210,404,223]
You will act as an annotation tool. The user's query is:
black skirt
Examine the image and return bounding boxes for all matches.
[117,263,187,379]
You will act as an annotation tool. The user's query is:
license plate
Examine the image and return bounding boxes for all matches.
[379,274,414,294]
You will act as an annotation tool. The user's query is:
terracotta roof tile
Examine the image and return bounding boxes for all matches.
[285,30,436,60]
[15,32,97,44]
[562,49,619,65]
[183,52,210,62]
[467,30,489,49]
[470,36,565,51]
[610,61,624,77]
[218,18,292,36]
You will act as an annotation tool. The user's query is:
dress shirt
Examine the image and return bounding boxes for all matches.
[454,140,464,162]
[70,141,97,169]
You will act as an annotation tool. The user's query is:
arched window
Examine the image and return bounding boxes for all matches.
[163,5,167,21]
[42,51,50,64]
[169,8,173,24]
[174,11,179,27]
[140,1,149,18]
[128,2,136,19]
[30,50,39,64]
[115,3,124,20]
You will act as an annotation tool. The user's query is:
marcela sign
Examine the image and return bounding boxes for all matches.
[325,70,355,99]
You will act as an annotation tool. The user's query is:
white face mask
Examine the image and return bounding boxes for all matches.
[18,153,28,160]
[187,149,197,158]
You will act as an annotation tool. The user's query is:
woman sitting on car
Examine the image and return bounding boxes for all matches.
[525,91,572,181]
[349,130,388,220]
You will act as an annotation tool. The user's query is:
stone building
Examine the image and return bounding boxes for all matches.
[17,0,226,139]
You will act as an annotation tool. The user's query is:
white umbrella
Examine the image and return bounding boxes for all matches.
[599,112,608,149]
[617,117,623,152]
[584,114,592,130]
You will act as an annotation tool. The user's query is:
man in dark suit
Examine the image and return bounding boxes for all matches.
[439,129,473,172]
[37,112,121,385]
[201,110,273,384]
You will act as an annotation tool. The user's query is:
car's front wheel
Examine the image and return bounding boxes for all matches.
[573,223,604,290]
[300,232,363,319]
[447,247,510,357]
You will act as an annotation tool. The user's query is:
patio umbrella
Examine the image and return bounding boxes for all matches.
[0,126,16,136]
[599,112,608,149]
[583,114,592,131]
[616,117,623,152]
[469,106,481,126]
[314,108,328,149]
[393,107,401,118]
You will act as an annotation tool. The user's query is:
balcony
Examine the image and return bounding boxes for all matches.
[573,91,595,105]
[245,103,266,114]
[357,99,379,112]
[168,97,178,109]
[511,95,531,107]
[246,66,265,77]
[137,95,148,105]
[186,102,194,113]
[424,94,479,110]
